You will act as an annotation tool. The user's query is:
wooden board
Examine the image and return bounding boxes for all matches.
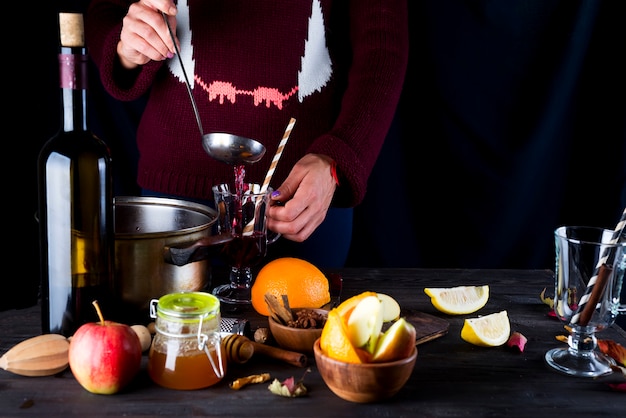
[402,309,450,345]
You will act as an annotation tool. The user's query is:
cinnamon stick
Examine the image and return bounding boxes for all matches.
[250,341,307,367]
[264,293,293,325]
[577,263,613,326]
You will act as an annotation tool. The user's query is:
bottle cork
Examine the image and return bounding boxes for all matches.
[59,12,84,47]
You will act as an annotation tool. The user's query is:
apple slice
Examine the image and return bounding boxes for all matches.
[346,295,384,351]
[377,293,401,322]
[372,317,417,363]
[335,291,378,319]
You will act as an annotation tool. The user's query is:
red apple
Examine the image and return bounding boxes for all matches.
[371,317,417,363]
[68,301,142,395]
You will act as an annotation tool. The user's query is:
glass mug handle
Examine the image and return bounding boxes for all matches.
[618,252,626,316]
[266,193,283,244]
[267,230,281,245]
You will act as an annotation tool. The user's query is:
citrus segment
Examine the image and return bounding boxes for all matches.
[424,285,489,315]
[319,310,363,363]
[251,257,330,316]
[461,310,510,347]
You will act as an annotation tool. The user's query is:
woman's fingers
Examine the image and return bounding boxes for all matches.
[118,0,177,66]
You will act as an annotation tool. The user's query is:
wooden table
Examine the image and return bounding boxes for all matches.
[1,269,624,417]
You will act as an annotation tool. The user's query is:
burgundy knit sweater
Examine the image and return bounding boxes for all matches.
[86,0,408,207]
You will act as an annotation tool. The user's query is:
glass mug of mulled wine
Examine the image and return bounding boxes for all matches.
[211,183,280,306]
[544,225,626,378]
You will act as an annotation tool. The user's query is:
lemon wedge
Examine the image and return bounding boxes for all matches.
[461,310,510,347]
[424,285,489,315]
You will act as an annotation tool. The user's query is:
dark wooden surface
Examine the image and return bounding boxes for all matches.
[1,269,625,417]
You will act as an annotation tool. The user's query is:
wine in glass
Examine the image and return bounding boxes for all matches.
[544,225,626,377]
[211,183,279,306]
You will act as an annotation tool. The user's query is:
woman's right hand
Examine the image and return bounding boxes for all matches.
[117,0,179,69]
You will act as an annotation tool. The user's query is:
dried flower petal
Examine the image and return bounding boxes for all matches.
[606,363,626,392]
[283,376,296,393]
[506,331,527,352]
[267,368,310,398]
[598,339,626,367]
[539,288,554,308]
[268,377,307,397]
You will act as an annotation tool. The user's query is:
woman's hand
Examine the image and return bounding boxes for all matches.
[267,154,338,242]
[117,0,178,69]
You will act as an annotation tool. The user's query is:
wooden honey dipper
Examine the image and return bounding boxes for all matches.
[221,334,307,367]
[222,333,255,364]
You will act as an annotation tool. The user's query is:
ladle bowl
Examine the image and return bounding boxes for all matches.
[161,13,266,166]
[202,133,266,165]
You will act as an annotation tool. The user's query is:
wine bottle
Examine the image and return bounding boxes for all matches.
[37,12,115,337]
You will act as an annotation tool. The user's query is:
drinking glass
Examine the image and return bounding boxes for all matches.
[211,183,279,306]
[545,225,626,377]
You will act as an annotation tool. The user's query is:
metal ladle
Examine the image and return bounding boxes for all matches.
[162,13,266,165]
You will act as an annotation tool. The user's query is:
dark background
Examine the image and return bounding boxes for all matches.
[9,1,625,315]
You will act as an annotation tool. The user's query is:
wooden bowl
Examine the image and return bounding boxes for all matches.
[268,308,328,354]
[313,338,417,403]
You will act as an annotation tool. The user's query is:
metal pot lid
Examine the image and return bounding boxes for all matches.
[114,196,218,238]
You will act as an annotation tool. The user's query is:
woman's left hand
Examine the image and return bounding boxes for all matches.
[267,154,337,242]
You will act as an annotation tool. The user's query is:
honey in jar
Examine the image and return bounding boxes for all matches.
[147,292,226,390]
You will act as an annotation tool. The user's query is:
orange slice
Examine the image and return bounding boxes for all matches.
[319,310,363,363]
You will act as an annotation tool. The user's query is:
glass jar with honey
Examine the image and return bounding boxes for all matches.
[147,292,226,390]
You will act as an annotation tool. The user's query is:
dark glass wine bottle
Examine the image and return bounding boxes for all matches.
[37,12,115,337]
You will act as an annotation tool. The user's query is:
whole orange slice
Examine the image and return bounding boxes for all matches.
[319,310,363,363]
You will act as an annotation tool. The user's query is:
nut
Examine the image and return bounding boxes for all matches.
[131,325,152,352]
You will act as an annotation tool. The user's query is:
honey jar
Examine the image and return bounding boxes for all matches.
[147,292,226,390]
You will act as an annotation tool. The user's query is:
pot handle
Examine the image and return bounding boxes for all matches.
[163,234,233,266]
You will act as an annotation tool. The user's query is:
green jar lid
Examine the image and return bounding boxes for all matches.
[156,291,220,321]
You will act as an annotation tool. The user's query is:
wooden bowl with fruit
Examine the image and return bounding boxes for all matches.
[313,338,417,403]
[313,291,418,403]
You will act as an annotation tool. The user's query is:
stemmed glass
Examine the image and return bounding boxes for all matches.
[544,225,626,377]
[211,183,279,307]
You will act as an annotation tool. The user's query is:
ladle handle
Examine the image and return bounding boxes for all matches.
[161,12,204,137]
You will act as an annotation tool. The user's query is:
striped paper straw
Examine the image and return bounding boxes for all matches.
[242,118,296,235]
[261,118,296,193]
[570,207,626,325]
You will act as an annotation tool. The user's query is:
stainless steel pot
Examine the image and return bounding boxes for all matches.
[114,196,220,317]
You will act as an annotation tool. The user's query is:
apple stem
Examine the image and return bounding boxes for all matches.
[92,300,105,326]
